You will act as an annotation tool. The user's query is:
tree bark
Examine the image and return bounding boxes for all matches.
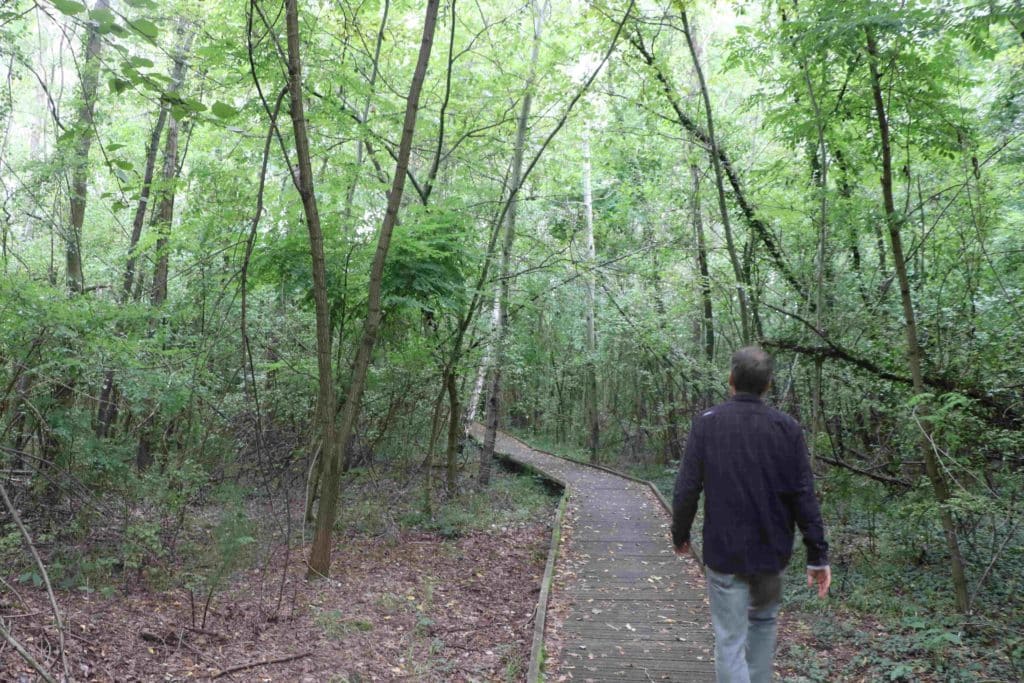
[866,28,969,614]
[307,0,440,578]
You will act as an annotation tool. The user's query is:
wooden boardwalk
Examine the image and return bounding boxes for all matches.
[475,427,715,682]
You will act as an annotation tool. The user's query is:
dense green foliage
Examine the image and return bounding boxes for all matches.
[1,0,1022,678]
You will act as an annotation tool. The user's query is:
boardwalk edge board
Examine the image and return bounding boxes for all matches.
[529,485,567,683]
[477,438,569,683]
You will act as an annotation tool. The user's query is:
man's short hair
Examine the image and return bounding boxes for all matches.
[731,346,773,395]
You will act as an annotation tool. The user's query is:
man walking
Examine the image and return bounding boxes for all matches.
[672,346,830,683]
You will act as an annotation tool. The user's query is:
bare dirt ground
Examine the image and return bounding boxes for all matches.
[1,521,550,682]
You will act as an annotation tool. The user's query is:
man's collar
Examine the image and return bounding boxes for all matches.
[731,392,763,403]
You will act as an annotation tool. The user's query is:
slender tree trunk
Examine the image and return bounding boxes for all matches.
[65,0,110,294]
[150,116,180,308]
[866,29,969,614]
[465,287,500,427]
[124,28,193,300]
[445,370,460,494]
[582,131,599,460]
[284,0,340,573]
[133,115,182,470]
[690,164,714,362]
[308,0,440,578]
[479,0,546,488]
[799,57,829,446]
[678,6,750,344]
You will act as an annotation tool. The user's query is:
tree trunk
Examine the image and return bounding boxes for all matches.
[132,114,183,471]
[799,54,829,448]
[465,287,500,427]
[307,0,440,578]
[582,131,599,460]
[479,0,546,488]
[690,164,714,362]
[866,28,969,614]
[66,0,110,294]
[123,27,193,301]
[445,370,460,494]
[150,115,179,308]
[283,0,339,575]
[678,6,750,344]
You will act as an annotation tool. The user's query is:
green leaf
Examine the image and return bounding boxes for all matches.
[90,7,115,25]
[51,0,86,15]
[132,18,159,39]
[109,77,131,94]
[210,101,237,119]
[195,45,222,60]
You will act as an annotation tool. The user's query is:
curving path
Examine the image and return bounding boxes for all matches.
[473,426,715,682]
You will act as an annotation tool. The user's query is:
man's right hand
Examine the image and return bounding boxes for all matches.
[807,566,831,598]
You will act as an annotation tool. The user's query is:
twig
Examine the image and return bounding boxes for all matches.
[0,618,57,683]
[211,651,312,679]
[0,480,68,678]
[970,519,1019,611]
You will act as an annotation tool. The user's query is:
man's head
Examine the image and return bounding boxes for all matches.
[729,346,773,395]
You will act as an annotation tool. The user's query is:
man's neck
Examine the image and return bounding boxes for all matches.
[731,392,763,402]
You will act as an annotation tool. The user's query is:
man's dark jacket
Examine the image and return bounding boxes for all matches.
[672,393,829,575]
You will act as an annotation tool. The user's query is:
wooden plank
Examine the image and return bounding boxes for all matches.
[477,426,714,682]
[527,481,567,683]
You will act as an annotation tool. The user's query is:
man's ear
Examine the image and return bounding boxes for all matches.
[728,372,735,395]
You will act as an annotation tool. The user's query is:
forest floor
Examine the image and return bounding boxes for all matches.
[0,469,556,682]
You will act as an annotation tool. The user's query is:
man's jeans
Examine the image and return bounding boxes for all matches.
[706,567,783,683]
